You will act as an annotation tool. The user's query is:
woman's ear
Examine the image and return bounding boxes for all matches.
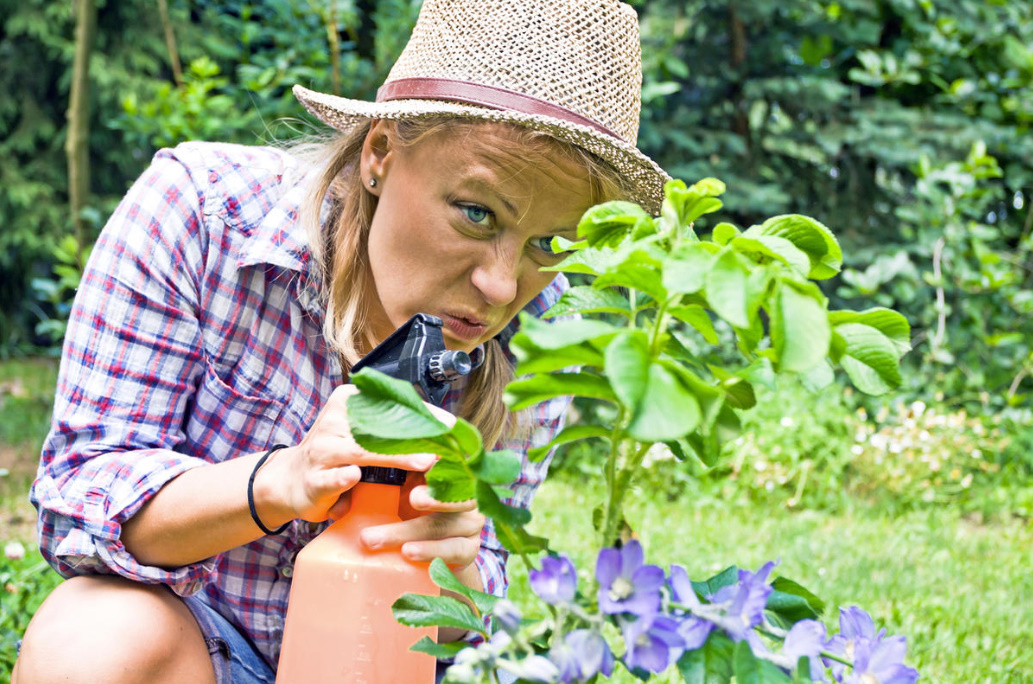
[360,119,395,196]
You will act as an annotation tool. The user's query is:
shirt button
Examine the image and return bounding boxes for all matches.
[280,565,294,578]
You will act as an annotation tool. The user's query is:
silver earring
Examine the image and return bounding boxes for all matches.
[369,178,378,188]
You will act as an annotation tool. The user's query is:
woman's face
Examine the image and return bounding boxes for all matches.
[361,120,597,353]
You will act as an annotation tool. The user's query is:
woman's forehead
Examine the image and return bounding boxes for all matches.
[413,121,593,192]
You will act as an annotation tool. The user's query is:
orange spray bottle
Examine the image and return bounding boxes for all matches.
[276,314,475,683]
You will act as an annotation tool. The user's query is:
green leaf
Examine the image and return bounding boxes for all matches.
[543,285,631,318]
[664,242,716,295]
[692,566,739,597]
[471,449,522,485]
[428,558,499,615]
[527,424,611,461]
[475,481,548,554]
[408,636,468,659]
[677,633,735,684]
[769,282,830,372]
[504,372,616,410]
[733,641,763,684]
[348,369,451,439]
[594,249,668,303]
[514,315,621,350]
[744,215,843,279]
[448,418,484,459]
[733,640,793,683]
[731,235,811,277]
[705,248,751,329]
[542,244,622,276]
[513,342,605,375]
[475,480,531,527]
[663,178,727,229]
[828,308,911,355]
[392,593,487,635]
[495,521,550,555]
[577,200,653,247]
[670,306,719,345]
[605,330,652,411]
[627,362,702,441]
[834,322,905,394]
[769,577,826,622]
[713,222,740,246]
[798,359,835,392]
[426,454,475,503]
[708,369,756,410]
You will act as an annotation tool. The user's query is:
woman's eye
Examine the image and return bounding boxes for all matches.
[535,236,559,254]
[460,204,492,226]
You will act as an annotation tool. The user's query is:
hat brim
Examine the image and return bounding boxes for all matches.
[293,85,669,215]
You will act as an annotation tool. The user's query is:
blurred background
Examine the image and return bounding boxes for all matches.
[1,0,1031,681]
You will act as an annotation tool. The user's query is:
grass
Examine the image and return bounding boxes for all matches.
[508,476,1033,684]
[2,358,1032,682]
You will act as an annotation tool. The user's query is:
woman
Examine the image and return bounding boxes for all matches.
[14,0,667,682]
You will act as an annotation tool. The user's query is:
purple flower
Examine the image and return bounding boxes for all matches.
[667,564,715,649]
[548,629,615,683]
[596,540,665,615]
[824,607,918,684]
[492,598,523,635]
[781,620,828,682]
[708,561,777,641]
[840,637,919,684]
[529,554,578,606]
[498,654,559,683]
[621,615,685,673]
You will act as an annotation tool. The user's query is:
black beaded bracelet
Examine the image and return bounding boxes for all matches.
[248,444,290,536]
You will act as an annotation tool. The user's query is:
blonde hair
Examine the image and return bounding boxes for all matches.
[301,118,629,447]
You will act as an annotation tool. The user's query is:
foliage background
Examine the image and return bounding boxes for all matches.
[3,0,1031,413]
[0,1,1031,679]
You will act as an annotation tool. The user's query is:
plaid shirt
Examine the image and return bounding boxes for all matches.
[31,142,570,667]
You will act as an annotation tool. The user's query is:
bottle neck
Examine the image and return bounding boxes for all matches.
[349,482,402,518]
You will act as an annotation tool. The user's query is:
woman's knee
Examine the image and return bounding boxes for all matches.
[13,574,215,684]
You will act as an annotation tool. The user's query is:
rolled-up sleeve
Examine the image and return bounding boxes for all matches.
[32,153,217,594]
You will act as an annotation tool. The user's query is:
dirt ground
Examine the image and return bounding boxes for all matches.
[1,444,40,541]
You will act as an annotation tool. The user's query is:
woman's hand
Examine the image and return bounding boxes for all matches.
[256,384,486,565]
[360,484,486,570]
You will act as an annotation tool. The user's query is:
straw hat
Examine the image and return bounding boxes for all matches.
[293,0,669,214]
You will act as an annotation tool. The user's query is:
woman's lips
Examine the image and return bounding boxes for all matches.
[442,313,489,342]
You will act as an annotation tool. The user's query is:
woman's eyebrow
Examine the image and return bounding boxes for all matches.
[461,177,520,217]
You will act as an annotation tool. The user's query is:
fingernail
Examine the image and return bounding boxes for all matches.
[361,531,383,549]
[413,455,437,470]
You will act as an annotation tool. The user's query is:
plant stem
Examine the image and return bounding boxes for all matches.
[601,440,651,548]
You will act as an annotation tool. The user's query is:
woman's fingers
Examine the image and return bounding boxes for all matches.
[360,510,485,552]
[407,485,477,513]
[401,534,481,566]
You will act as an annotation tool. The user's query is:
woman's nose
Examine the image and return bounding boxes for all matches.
[470,245,520,307]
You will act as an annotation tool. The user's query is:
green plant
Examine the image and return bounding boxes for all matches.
[0,543,62,675]
[343,177,915,682]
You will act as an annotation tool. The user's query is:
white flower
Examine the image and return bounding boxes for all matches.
[4,541,26,561]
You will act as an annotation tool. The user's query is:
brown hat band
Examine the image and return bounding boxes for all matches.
[376,77,622,141]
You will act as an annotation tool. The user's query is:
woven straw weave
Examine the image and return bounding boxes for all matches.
[294,0,669,212]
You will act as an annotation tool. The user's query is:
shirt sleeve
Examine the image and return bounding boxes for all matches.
[31,151,218,595]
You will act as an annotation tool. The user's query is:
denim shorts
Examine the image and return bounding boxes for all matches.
[182,594,276,684]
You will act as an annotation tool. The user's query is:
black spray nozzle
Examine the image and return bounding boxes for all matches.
[351,313,476,407]
[351,313,478,485]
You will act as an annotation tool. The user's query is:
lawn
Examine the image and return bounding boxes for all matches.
[509,477,1033,684]
[2,358,1032,682]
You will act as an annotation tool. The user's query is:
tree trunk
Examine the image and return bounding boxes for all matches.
[66,0,97,267]
[158,0,183,87]
[727,3,752,159]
